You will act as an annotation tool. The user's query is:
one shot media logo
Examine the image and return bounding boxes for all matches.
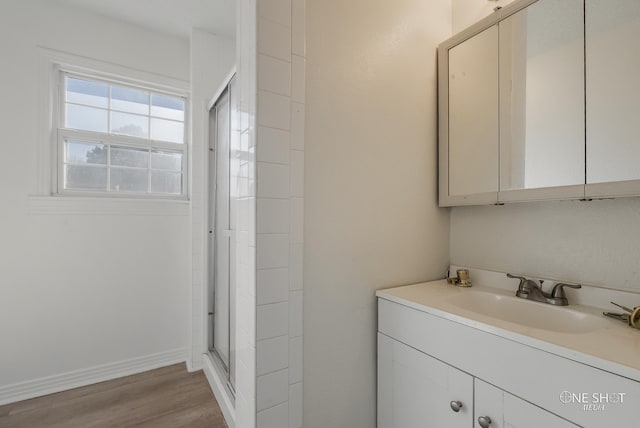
[559,391,627,411]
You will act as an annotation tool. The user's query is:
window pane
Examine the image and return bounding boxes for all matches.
[151,94,185,121]
[66,104,108,133]
[64,165,107,190]
[111,146,149,168]
[110,168,148,193]
[111,112,149,138]
[151,171,182,194]
[66,77,108,108]
[151,150,182,171]
[151,118,184,143]
[111,85,149,115]
[65,141,107,165]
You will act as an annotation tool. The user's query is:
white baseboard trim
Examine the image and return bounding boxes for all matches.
[186,358,203,372]
[0,347,188,406]
[203,353,235,428]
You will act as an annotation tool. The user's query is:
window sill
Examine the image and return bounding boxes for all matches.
[28,195,190,216]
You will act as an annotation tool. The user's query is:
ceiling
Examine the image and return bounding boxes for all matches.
[53,0,236,39]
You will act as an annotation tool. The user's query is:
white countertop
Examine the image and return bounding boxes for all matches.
[377,279,640,382]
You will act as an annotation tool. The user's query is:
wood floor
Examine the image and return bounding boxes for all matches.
[0,364,228,428]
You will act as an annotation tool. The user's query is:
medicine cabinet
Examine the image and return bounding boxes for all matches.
[439,0,640,206]
[586,0,640,198]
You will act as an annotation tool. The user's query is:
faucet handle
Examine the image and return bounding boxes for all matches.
[508,273,533,298]
[506,273,527,285]
[507,273,542,287]
[551,283,582,299]
[507,273,543,283]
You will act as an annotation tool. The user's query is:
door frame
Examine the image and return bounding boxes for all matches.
[198,68,237,412]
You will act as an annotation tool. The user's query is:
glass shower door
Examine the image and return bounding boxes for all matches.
[208,77,236,393]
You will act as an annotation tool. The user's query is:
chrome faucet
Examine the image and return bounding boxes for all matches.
[507,273,581,306]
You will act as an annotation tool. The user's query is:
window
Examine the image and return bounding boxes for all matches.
[56,73,188,198]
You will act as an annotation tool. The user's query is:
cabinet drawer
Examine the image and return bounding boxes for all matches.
[378,298,640,427]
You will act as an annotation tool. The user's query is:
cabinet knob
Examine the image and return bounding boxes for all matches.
[478,416,492,428]
[449,400,463,412]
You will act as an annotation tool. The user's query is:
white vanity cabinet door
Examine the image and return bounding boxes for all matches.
[497,0,585,203]
[377,333,473,428]
[440,25,500,206]
[585,0,640,198]
[475,379,579,428]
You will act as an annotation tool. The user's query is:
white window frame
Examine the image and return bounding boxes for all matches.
[51,64,190,200]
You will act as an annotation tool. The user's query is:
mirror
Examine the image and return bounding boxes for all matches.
[586,0,640,184]
[448,26,499,197]
[498,0,584,192]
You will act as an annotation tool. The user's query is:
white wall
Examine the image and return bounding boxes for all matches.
[304,0,451,426]
[453,0,516,33]
[451,196,640,293]
[0,0,191,398]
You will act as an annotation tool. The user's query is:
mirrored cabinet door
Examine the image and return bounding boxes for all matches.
[498,0,585,200]
[586,0,640,196]
[447,25,499,202]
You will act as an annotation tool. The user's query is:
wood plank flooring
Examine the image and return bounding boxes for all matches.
[0,364,228,428]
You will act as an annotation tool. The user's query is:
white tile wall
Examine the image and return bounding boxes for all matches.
[258,91,292,130]
[258,54,292,96]
[257,302,289,340]
[288,291,303,338]
[257,198,290,234]
[291,103,305,151]
[289,152,304,198]
[291,0,306,56]
[257,268,289,305]
[291,56,305,103]
[257,402,289,428]
[289,198,304,243]
[289,382,303,428]
[258,0,292,27]
[257,163,290,198]
[255,0,304,426]
[257,368,289,410]
[258,19,292,62]
[257,127,290,164]
[257,335,289,375]
[289,243,303,291]
[288,337,302,383]
[257,234,289,269]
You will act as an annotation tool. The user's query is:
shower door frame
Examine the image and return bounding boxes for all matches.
[206,71,238,398]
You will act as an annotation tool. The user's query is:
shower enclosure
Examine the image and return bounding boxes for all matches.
[208,74,237,395]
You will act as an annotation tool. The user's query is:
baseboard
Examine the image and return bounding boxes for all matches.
[0,347,188,406]
[203,353,235,428]
[186,358,203,372]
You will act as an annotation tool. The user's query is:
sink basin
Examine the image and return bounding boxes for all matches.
[448,290,610,334]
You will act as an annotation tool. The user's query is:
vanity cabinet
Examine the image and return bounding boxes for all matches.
[378,333,577,428]
[439,0,640,206]
[377,294,640,427]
